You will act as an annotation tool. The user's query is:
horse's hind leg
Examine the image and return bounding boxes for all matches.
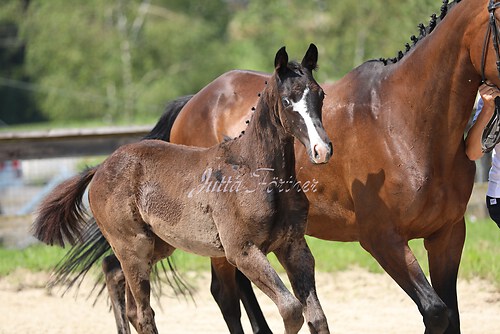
[102,237,174,334]
[274,237,329,334]
[210,257,273,334]
[125,237,175,333]
[102,254,140,333]
[102,254,131,334]
[99,223,159,334]
[424,219,465,334]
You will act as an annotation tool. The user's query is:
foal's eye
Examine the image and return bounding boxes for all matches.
[282,97,291,107]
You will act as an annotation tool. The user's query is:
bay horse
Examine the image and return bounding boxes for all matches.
[45,0,499,333]
[141,1,500,333]
[33,45,333,334]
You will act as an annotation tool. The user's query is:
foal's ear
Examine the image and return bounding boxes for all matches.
[301,43,318,72]
[274,46,289,76]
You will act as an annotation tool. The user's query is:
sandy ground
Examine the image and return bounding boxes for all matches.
[0,267,499,334]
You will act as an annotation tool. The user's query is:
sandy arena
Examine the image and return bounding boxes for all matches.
[0,267,499,333]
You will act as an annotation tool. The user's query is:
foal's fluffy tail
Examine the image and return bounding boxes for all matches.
[32,167,97,247]
[50,218,194,302]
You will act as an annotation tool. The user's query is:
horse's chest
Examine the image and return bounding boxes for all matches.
[239,192,309,249]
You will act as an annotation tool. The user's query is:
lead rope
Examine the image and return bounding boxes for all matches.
[489,1,500,79]
[481,21,493,85]
[482,0,500,85]
[480,1,500,152]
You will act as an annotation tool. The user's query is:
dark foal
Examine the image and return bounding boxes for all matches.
[33,44,332,334]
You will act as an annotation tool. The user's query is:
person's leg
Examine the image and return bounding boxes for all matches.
[485,195,500,228]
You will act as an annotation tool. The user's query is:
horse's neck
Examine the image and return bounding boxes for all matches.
[238,93,296,176]
[386,2,481,150]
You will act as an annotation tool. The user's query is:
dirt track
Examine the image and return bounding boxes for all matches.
[0,267,499,334]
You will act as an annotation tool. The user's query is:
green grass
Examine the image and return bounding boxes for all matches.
[304,218,500,287]
[460,219,500,284]
[0,244,68,276]
[1,218,498,287]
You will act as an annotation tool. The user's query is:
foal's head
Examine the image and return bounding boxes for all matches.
[272,44,332,164]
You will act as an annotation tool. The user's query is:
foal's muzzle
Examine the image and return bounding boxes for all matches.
[312,140,333,164]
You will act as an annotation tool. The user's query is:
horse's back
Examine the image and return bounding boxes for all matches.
[90,140,204,211]
[170,70,270,146]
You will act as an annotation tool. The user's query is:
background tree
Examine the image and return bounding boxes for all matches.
[1,0,441,125]
[0,0,42,125]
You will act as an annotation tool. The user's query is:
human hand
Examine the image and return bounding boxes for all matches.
[479,83,500,105]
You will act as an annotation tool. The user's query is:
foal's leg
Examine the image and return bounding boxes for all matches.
[102,237,175,334]
[274,237,329,334]
[424,219,466,334]
[102,254,130,334]
[210,257,273,334]
[105,229,159,334]
[102,254,141,333]
[124,237,175,333]
[236,268,273,334]
[124,283,139,330]
[224,242,304,334]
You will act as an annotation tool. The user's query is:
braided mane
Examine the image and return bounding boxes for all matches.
[379,0,462,65]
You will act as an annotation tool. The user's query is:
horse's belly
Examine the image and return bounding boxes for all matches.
[148,215,225,257]
[306,210,358,242]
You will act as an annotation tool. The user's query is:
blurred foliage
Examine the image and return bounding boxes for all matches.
[0,0,42,125]
[1,0,440,125]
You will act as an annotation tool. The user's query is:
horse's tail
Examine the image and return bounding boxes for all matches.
[143,95,193,141]
[41,95,194,299]
[50,217,194,302]
[32,167,97,247]
[48,218,112,299]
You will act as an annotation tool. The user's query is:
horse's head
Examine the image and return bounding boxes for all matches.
[469,0,500,87]
[273,44,332,164]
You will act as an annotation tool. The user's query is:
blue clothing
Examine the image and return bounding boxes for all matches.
[474,97,500,228]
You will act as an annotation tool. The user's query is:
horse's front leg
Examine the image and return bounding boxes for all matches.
[223,241,304,334]
[359,227,449,334]
[274,237,330,334]
[236,268,273,334]
[424,218,466,334]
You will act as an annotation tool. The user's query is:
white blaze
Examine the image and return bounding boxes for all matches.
[291,87,329,155]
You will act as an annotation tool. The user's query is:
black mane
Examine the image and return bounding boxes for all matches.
[379,0,461,65]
